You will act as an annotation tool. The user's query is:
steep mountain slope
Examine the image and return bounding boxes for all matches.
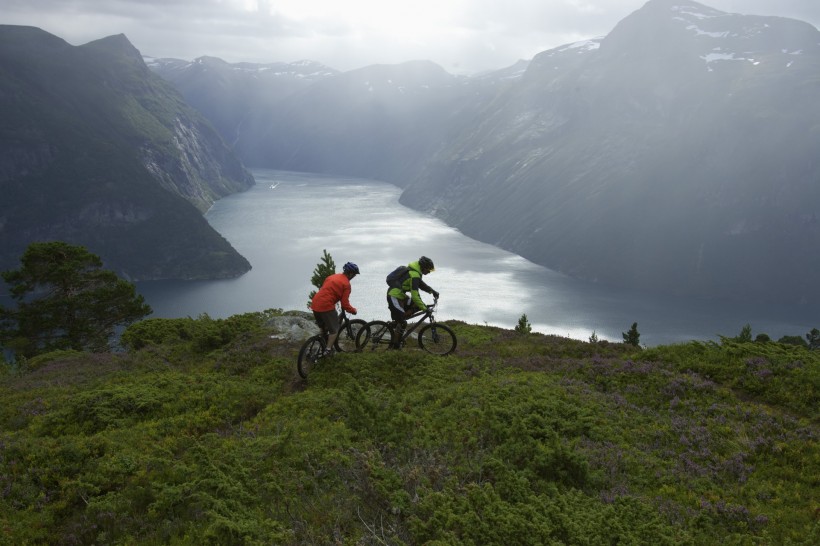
[149,55,526,186]
[146,56,338,148]
[142,0,820,305]
[0,26,254,280]
[235,59,508,184]
[400,0,820,304]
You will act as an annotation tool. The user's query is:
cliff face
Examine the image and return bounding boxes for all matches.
[140,115,254,213]
[398,0,820,304]
[148,1,820,304]
[0,26,254,280]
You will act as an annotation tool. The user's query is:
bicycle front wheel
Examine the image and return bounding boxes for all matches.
[418,323,457,356]
[357,320,395,352]
[335,319,367,353]
[297,335,326,379]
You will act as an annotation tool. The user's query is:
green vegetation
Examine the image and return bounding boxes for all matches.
[0,242,152,357]
[515,313,533,335]
[0,27,252,280]
[622,322,641,348]
[1,313,817,544]
[808,328,820,350]
[307,249,336,309]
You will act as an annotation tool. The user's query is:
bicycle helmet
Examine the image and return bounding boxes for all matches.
[418,256,434,273]
[343,262,360,275]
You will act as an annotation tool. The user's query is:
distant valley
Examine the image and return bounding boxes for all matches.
[147,0,820,305]
[2,0,819,305]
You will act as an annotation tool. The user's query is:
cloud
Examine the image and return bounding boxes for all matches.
[2,0,819,74]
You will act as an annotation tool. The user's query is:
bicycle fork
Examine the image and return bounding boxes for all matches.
[426,316,441,343]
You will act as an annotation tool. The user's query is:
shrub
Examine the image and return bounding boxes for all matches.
[121,309,282,353]
[622,322,640,347]
[307,249,335,309]
[0,242,151,357]
[806,328,820,350]
[778,335,807,347]
[515,314,532,335]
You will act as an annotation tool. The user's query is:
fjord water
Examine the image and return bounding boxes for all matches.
[138,169,817,346]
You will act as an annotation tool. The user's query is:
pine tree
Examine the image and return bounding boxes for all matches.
[307,249,336,309]
[737,323,753,343]
[806,328,820,350]
[0,241,152,357]
[622,322,640,348]
[515,313,532,335]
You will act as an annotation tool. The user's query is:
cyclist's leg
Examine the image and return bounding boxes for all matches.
[387,294,408,348]
[313,309,339,355]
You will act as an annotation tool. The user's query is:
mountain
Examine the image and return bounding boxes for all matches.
[145,0,820,305]
[149,56,527,185]
[0,25,254,280]
[145,56,338,148]
[400,0,820,304]
[237,60,479,183]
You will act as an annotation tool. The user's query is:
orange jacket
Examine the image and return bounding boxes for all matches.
[310,273,357,314]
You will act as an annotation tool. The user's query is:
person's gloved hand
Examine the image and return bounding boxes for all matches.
[432,290,440,299]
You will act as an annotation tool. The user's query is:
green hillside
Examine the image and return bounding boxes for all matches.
[0,26,253,280]
[1,311,817,544]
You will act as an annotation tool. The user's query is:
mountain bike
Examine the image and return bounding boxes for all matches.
[297,309,367,379]
[355,296,457,356]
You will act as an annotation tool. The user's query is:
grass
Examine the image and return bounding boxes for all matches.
[1,313,818,544]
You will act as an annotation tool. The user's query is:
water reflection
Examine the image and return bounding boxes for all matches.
[138,169,818,346]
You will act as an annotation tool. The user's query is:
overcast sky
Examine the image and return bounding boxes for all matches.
[3,1,819,74]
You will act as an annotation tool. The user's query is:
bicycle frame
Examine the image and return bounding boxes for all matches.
[392,303,438,345]
[338,309,355,337]
[332,308,367,353]
[357,296,456,355]
[299,308,364,378]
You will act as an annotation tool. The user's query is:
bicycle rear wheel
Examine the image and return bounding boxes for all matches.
[297,335,326,379]
[418,323,457,356]
[335,318,367,353]
[357,320,395,352]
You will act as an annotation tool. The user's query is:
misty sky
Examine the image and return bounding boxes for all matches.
[3,0,820,74]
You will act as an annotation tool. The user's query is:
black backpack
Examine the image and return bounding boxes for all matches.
[385,265,410,288]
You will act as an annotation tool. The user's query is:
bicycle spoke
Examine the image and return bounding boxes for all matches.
[358,321,394,352]
[336,319,366,353]
[297,336,326,378]
[418,323,457,356]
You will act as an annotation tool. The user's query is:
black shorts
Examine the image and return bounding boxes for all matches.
[313,309,340,335]
[386,294,408,323]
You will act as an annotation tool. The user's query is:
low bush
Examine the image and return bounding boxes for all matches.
[1,316,817,544]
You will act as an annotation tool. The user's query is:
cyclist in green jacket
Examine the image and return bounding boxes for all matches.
[387,256,439,346]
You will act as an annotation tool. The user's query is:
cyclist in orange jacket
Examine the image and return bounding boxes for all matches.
[310,261,359,355]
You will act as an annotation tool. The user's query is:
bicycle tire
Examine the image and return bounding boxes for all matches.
[297,335,326,379]
[357,320,395,352]
[335,318,367,353]
[418,323,457,356]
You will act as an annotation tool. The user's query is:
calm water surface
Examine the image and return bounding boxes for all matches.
[138,169,818,346]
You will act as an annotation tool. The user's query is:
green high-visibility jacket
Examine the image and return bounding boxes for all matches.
[387,260,434,310]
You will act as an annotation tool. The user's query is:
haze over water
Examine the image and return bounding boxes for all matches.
[138,169,818,346]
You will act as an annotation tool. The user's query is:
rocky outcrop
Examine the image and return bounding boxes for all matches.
[141,115,254,213]
[265,312,320,342]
